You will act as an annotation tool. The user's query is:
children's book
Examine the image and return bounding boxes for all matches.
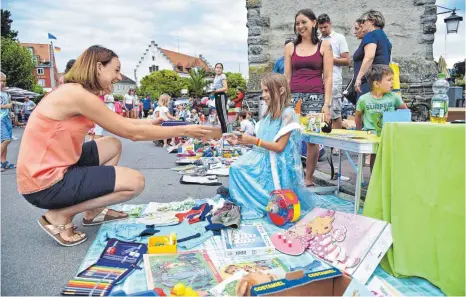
[367,276,403,297]
[143,251,222,294]
[212,258,288,296]
[271,208,392,284]
[221,222,275,258]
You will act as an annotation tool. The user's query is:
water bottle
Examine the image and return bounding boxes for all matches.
[430,73,450,124]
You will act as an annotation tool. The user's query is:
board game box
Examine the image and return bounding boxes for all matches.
[221,222,275,258]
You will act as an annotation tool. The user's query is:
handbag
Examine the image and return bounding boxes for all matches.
[343,77,357,105]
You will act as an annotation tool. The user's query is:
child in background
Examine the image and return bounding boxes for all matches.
[200,113,206,124]
[208,109,217,125]
[189,109,200,124]
[355,65,408,169]
[224,73,314,219]
[114,100,123,116]
[153,93,176,147]
[237,111,255,136]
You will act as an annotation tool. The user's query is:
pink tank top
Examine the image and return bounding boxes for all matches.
[16,110,94,194]
[290,42,324,94]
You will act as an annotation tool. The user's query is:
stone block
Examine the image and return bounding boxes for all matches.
[246,0,261,9]
[393,56,437,83]
[420,14,437,24]
[423,4,437,15]
[419,33,435,43]
[249,26,261,36]
[247,16,270,28]
[423,23,437,34]
[248,45,263,55]
[248,36,269,45]
[247,8,259,19]
[414,0,435,5]
[249,54,269,64]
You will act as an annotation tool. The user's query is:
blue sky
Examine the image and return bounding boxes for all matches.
[3,0,464,80]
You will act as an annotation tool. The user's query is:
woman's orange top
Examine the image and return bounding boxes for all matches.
[16,110,94,194]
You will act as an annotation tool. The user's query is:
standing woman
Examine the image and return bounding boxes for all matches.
[212,63,229,133]
[123,89,135,118]
[284,8,333,187]
[353,10,392,97]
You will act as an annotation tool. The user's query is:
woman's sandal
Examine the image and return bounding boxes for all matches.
[82,208,129,226]
[38,216,87,247]
[1,161,15,170]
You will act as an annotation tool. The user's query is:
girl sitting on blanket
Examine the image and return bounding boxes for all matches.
[224,73,314,219]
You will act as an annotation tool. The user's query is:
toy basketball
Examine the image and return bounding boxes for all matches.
[266,189,300,226]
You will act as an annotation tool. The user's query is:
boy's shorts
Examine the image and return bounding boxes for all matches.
[1,116,13,143]
[331,84,342,120]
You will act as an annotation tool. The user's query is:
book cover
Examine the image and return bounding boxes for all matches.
[221,223,275,257]
[272,208,392,284]
[143,250,222,294]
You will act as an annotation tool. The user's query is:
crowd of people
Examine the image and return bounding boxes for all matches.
[0,7,407,246]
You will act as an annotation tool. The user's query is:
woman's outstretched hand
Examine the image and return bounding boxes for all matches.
[150,117,165,126]
[225,134,239,145]
[185,125,213,139]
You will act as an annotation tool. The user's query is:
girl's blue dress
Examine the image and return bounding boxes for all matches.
[228,107,315,219]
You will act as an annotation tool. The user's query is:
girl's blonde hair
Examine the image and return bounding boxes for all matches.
[261,73,290,120]
[158,93,171,107]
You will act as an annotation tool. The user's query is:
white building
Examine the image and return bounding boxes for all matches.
[113,74,137,96]
[134,40,211,85]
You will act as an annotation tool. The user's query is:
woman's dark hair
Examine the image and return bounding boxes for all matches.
[64,59,76,74]
[294,9,320,45]
[214,63,224,69]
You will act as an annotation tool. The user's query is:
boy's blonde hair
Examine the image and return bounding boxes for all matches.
[261,73,290,120]
[158,93,171,107]
[0,72,6,80]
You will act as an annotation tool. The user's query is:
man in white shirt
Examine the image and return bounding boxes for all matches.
[318,14,350,133]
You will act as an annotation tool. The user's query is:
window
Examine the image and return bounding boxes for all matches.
[37,68,44,75]
[149,66,153,73]
[177,65,183,71]
[38,79,46,87]
[27,47,34,55]
[155,65,159,71]
[152,56,155,61]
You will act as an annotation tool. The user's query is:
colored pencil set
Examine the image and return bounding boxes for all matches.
[61,266,127,296]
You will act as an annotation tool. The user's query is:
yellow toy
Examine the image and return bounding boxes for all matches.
[170,283,199,296]
[148,233,177,254]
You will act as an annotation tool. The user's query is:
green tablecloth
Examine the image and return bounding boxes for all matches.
[363,122,465,296]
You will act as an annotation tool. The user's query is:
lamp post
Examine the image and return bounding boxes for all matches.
[437,6,463,58]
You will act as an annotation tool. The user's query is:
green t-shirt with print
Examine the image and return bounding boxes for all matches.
[356,92,403,131]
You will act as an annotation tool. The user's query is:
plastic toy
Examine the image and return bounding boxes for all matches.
[170,283,199,296]
[270,233,305,256]
[266,189,300,226]
[148,233,177,254]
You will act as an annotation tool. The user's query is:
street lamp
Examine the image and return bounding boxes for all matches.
[437,6,463,34]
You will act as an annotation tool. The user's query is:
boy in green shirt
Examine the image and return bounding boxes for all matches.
[355,64,408,169]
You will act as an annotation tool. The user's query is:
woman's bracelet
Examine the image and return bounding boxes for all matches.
[256,138,262,147]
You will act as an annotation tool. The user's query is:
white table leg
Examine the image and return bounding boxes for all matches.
[336,150,342,193]
[354,153,364,214]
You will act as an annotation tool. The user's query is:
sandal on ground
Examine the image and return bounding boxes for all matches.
[38,216,87,247]
[82,208,129,226]
[1,161,16,170]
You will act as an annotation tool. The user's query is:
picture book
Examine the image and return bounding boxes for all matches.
[271,208,392,284]
[214,258,289,296]
[221,222,275,258]
[367,276,403,297]
[143,251,222,294]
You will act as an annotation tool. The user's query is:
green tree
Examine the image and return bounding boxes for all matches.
[1,10,18,40]
[186,68,210,97]
[1,37,35,90]
[32,84,46,95]
[139,70,185,100]
[225,72,246,99]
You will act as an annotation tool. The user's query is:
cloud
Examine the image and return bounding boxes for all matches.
[4,0,248,78]
[433,0,466,67]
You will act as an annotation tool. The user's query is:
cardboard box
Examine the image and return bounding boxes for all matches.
[250,268,373,296]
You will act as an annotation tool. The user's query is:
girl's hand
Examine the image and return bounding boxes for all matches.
[321,105,331,123]
[238,133,255,146]
[185,125,213,139]
[355,78,362,93]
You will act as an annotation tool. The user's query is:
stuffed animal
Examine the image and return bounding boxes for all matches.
[236,272,275,296]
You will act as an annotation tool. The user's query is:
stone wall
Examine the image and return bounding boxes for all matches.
[245,0,439,111]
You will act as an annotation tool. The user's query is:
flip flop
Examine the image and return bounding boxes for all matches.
[38,216,87,247]
[82,208,129,226]
[1,161,16,169]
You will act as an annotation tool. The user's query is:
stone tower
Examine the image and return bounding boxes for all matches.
[245,0,438,111]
